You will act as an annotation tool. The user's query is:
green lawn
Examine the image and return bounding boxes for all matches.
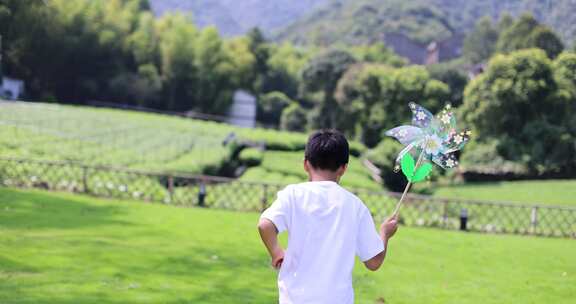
[435,180,576,206]
[1,188,574,303]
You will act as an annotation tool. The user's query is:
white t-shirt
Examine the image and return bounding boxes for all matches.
[261,181,384,304]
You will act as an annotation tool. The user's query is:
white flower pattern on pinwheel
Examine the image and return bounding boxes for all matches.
[416,111,427,121]
[385,102,470,169]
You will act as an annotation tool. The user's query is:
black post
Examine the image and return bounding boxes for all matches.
[198,182,206,207]
[459,208,468,231]
[167,176,174,204]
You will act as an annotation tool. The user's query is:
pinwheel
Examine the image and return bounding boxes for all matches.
[385,102,470,215]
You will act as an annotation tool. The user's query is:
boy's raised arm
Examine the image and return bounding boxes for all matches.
[258,218,285,269]
[363,215,398,271]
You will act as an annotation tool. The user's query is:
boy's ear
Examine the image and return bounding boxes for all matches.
[337,163,348,177]
[304,159,310,173]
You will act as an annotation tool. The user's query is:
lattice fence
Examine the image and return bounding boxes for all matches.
[0,157,574,238]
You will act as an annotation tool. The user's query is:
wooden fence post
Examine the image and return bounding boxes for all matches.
[530,207,538,235]
[82,166,89,194]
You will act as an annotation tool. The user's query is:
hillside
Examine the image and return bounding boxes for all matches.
[148,0,328,36]
[0,101,381,190]
[276,0,576,46]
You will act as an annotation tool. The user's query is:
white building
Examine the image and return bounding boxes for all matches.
[1,76,25,100]
[227,90,256,128]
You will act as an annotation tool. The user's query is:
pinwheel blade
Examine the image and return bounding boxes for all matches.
[409,102,434,128]
[431,153,458,169]
[385,126,425,145]
[443,130,471,153]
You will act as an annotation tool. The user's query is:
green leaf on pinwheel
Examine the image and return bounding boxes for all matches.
[411,162,433,183]
[400,153,415,181]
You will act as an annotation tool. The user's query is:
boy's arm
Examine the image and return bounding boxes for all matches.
[258,218,285,269]
[363,214,398,271]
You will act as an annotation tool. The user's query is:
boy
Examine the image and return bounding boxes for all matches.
[258,129,399,304]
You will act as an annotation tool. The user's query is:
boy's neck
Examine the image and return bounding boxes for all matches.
[308,172,340,183]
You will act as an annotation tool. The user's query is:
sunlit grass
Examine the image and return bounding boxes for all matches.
[435,180,576,206]
[1,188,574,303]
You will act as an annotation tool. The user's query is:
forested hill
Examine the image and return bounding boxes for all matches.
[275,0,576,46]
[148,0,328,36]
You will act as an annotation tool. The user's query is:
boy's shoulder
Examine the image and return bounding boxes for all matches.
[282,182,366,205]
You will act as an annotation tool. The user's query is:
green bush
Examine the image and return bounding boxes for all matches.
[461,49,576,175]
[257,91,294,126]
[238,148,264,167]
[366,138,405,192]
[459,139,529,176]
[280,103,308,132]
[349,141,366,157]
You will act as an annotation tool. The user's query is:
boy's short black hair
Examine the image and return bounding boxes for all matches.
[305,129,349,171]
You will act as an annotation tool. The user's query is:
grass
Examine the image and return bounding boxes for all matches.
[0,101,376,188]
[434,180,576,206]
[1,188,574,303]
[0,102,234,173]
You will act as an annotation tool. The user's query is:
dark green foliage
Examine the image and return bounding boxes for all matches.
[461,49,576,175]
[463,16,499,64]
[278,0,454,45]
[496,13,564,59]
[0,0,247,114]
[335,64,449,147]
[277,0,576,48]
[301,50,357,129]
[247,27,270,93]
[280,103,307,132]
[365,138,406,191]
[350,43,407,67]
[427,61,468,106]
[528,26,564,59]
[257,91,294,127]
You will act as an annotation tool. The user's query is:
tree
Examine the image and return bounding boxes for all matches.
[461,49,575,174]
[463,16,499,64]
[554,52,576,135]
[128,12,158,66]
[554,52,576,99]
[528,26,564,59]
[264,43,311,99]
[497,12,514,33]
[257,91,294,127]
[335,64,449,147]
[427,62,468,107]
[350,43,406,67]
[225,36,256,90]
[496,13,564,59]
[301,49,356,129]
[280,103,307,132]
[157,13,198,111]
[194,26,235,113]
[247,27,269,94]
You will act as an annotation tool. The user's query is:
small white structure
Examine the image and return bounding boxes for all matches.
[1,76,25,100]
[227,90,256,128]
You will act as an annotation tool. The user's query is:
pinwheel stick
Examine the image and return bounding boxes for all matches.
[392,146,426,217]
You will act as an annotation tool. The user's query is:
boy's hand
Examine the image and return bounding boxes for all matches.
[271,247,285,270]
[380,214,399,240]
